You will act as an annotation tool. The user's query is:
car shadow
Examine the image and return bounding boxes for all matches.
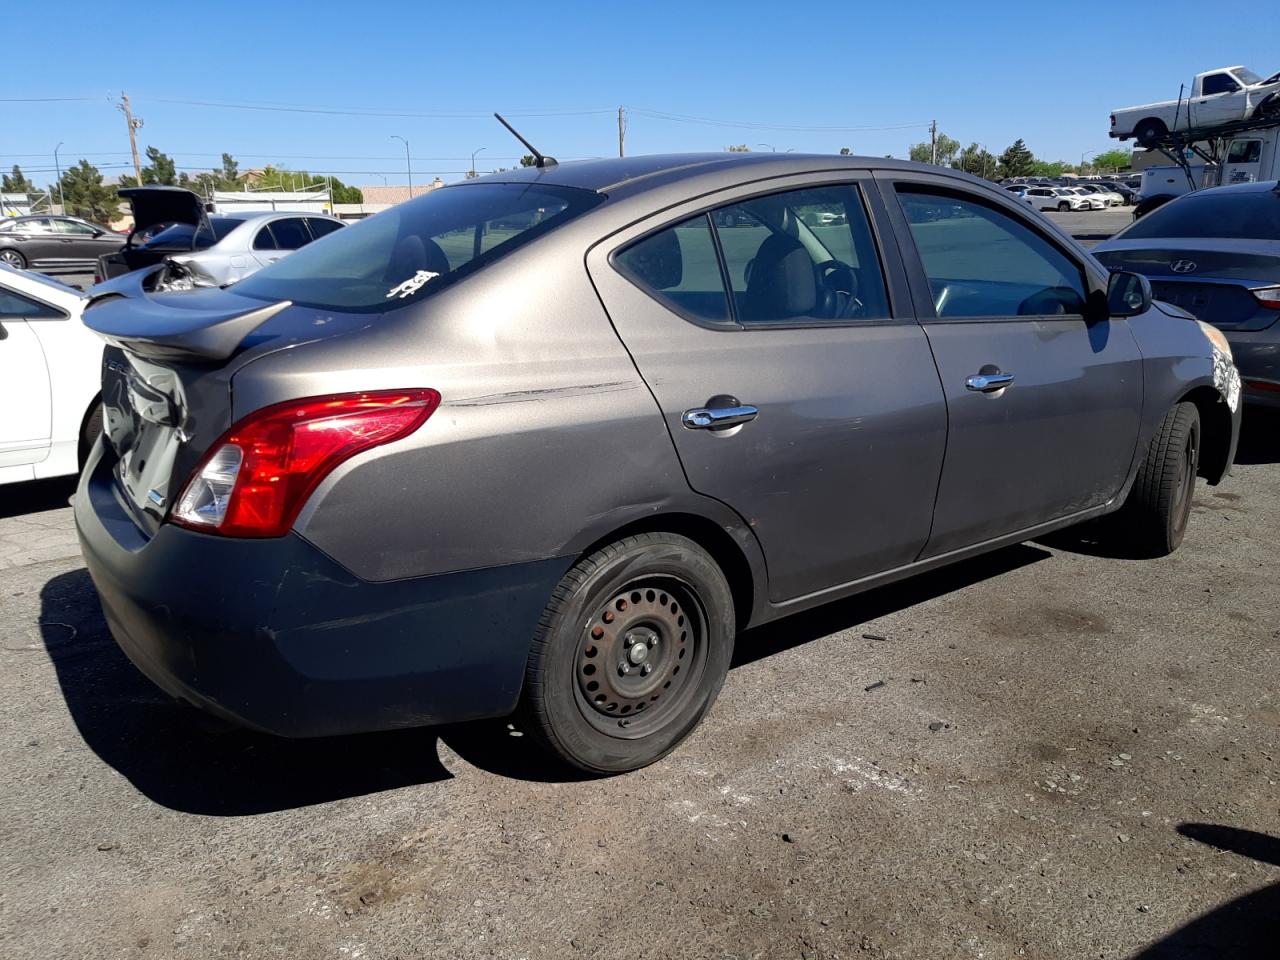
[1234,406,1280,466]
[39,569,591,817]
[43,545,1050,814]
[0,476,76,520]
[733,543,1050,668]
[1130,824,1279,958]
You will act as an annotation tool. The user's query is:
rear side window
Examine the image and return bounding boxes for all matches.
[897,189,1087,318]
[715,184,890,323]
[614,215,730,325]
[252,226,277,250]
[233,183,602,313]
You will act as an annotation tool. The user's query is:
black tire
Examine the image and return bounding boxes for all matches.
[519,532,735,774]
[1117,402,1201,557]
[78,402,103,469]
[1058,201,1071,212]
[1134,118,1168,148]
[0,248,27,269]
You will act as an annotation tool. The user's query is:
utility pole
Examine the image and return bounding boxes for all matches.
[53,142,65,213]
[929,120,938,166]
[117,92,144,184]
[391,135,412,198]
[617,106,626,158]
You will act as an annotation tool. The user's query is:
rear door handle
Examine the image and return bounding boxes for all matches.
[682,404,759,430]
[965,372,1015,393]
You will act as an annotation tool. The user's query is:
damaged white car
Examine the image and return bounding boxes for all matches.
[96,187,344,290]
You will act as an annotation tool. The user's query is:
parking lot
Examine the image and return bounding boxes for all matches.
[4,204,1277,960]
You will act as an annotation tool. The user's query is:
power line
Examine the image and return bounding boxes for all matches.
[628,108,930,133]
[0,96,101,103]
[137,96,616,120]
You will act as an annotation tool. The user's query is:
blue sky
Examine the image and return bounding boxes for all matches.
[3,0,1272,187]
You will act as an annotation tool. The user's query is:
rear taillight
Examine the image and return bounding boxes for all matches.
[171,389,440,538]
[1251,285,1280,309]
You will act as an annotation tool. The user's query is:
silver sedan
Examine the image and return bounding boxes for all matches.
[159,211,346,288]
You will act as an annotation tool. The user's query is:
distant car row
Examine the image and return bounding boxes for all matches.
[1002,181,1133,211]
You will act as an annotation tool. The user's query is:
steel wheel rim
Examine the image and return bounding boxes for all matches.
[573,576,708,739]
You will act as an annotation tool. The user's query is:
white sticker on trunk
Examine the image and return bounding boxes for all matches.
[1212,348,1241,413]
[385,270,439,300]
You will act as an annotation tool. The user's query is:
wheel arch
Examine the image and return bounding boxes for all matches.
[1179,385,1234,484]
[77,392,103,467]
[570,511,764,631]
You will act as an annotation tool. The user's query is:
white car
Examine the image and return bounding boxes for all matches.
[1075,184,1124,206]
[1110,66,1280,146]
[0,265,101,485]
[1064,187,1107,210]
[1022,186,1091,211]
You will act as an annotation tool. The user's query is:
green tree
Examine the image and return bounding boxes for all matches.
[1028,159,1067,178]
[838,147,852,156]
[246,166,362,203]
[55,160,120,223]
[954,143,998,180]
[997,139,1036,179]
[520,155,537,167]
[1092,148,1131,173]
[725,144,751,153]
[3,164,37,193]
[909,132,959,166]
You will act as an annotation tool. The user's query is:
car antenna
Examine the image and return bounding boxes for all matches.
[493,113,557,168]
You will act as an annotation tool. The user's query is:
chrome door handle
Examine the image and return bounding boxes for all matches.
[682,405,759,430]
[965,372,1015,393]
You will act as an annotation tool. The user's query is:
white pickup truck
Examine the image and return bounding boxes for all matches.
[1110,66,1280,146]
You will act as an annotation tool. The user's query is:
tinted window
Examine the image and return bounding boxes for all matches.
[306,217,344,239]
[1227,139,1262,163]
[1201,73,1240,95]
[233,183,601,313]
[252,226,278,250]
[615,215,730,325]
[270,218,309,250]
[1116,192,1280,241]
[898,189,1087,318]
[209,217,246,242]
[0,288,64,319]
[53,219,96,235]
[715,184,889,323]
[143,219,243,251]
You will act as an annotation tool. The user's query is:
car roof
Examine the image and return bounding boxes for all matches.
[0,261,84,305]
[1181,179,1279,197]
[461,152,984,198]
[215,210,341,222]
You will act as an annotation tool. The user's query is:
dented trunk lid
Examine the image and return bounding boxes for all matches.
[84,267,378,536]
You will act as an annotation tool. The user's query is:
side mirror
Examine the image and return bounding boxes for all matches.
[1106,271,1152,318]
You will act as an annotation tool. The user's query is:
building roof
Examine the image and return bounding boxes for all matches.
[355,183,444,206]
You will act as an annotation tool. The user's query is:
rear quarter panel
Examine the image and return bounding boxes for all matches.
[232,232,754,584]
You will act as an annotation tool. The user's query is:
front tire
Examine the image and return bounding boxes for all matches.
[520,533,735,774]
[1116,402,1201,557]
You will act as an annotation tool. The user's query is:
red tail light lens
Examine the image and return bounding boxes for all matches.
[171,389,440,538]
[1251,285,1280,310]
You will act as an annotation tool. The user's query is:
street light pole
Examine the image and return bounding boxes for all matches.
[391,135,412,198]
[757,143,775,152]
[53,142,65,213]
[470,146,486,178]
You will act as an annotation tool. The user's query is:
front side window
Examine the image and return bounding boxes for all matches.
[0,289,64,319]
[1201,73,1240,96]
[898,189,1088,318]
[715,184,889,323]
[614,215,730,325]
[53,219,96,235]
[234,183,601,313]
[1227,139,1262,163]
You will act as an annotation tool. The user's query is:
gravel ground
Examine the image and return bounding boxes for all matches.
[1,411,1278,960]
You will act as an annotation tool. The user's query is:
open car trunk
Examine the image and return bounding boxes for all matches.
[98,186,212,282]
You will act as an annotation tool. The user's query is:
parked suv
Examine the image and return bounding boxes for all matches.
[76,154,1240,774]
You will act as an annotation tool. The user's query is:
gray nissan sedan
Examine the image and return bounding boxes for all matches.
[76,154,1242,773]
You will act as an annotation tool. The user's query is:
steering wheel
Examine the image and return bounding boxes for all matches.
[813,259,860,319]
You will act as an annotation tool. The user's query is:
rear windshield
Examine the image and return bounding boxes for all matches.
[233,182,603,313]
[1118,192,1280,241]
[142,217,245,250]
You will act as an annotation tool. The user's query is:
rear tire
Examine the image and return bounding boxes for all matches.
[1114,403,1201,557]
[519,533,735,774]
[78,402,103,469]
[1058,201,1070,212]
[0,249,27,269]
[1134,118,1168,148]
